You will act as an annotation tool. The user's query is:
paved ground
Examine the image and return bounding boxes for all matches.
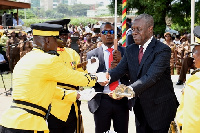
[0,75,185,133]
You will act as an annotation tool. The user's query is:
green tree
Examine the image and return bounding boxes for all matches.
[57,4,69,17]
[45,9,57,18]
[168,0,191,33]
[195,1,200,26]
[109,0,200,35]
[15,9,36,19]
[70,4,91,16]
[109,0,173,35]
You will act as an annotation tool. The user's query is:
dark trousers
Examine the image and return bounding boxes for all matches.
[0,125,44,133]
[178,57,194,82]
[134,99,169,133]
[47,104,77,133]
[94,94,129,133]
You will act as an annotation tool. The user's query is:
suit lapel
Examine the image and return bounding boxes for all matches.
[96,46,106,72]
[137,38,156,76]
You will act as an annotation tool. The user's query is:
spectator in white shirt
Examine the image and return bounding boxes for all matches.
[13,13,24,26]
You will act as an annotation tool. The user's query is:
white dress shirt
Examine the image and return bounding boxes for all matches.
[13,18,24,26]
[139,36,153,54]
[0,53,6,63]
[101,44,121,93]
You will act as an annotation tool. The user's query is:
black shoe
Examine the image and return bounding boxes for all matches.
[176,80,183,85]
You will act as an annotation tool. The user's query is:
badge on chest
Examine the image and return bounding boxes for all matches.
[70,61,77,70]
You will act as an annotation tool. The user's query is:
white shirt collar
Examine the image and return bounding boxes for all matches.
[140,36,153,53]
[102,44,114,52]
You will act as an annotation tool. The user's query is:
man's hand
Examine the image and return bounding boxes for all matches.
[111,60,119,69]
[97,72,110,86]
[86,57,99,74]
[76,92,80,99]
[113,50,121,63]
[110,50,121,69]
[108,91,123,100]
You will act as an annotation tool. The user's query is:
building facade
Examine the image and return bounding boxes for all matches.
[16,0,77,11]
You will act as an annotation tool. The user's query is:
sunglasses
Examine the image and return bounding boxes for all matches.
[101,30,114,35]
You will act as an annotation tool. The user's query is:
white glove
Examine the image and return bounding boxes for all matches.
[78,88,97,101]
[86,57,99,74]
[96,72,110,86]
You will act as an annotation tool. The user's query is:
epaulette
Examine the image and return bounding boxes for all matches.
[46,50,60,56]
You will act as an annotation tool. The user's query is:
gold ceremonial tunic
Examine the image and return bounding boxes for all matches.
[0,48,96,132]
[51,47,84,121]
[176,71,200,133]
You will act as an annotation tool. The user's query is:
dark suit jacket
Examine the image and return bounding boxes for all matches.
[87,45,130,113]
[109,38,178,130]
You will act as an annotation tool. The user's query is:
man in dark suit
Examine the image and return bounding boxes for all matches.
[87,22,130,133]
[106,14,178,133]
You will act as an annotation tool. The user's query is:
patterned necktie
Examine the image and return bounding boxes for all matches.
[107,48,119,91]
[138,46,143,64]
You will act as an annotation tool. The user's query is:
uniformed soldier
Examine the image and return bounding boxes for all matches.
[0,30,9,52]
[18,32,33,59]
[6,30,20,72]
[45,20,86,133]
[175,36,191,75]
[171,26,200,133]
[0,23,97,133]
[80,33,97,70]
[163,32,176,75]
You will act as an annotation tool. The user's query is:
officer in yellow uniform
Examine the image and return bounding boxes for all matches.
[47,27,86,133]
[175,26,200,133]
[0,23,97,133]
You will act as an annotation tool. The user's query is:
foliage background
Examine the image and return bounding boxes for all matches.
[1,1,200,35]
[22,17,98,27]
[0,3,98,27]
[109,0,200,36]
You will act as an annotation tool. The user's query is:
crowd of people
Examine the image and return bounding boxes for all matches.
[0,13,200,133]
[156,31,193,85]
[0,29,33,73]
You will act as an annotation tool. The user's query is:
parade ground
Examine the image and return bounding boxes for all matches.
[0,74,184,133]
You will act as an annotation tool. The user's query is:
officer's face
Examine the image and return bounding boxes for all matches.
[60,34,68,43]
[43,37,58,51]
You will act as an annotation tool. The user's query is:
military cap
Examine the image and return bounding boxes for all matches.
[193,26,200,45]
[31,23,63,36]
[45,19,70,35]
